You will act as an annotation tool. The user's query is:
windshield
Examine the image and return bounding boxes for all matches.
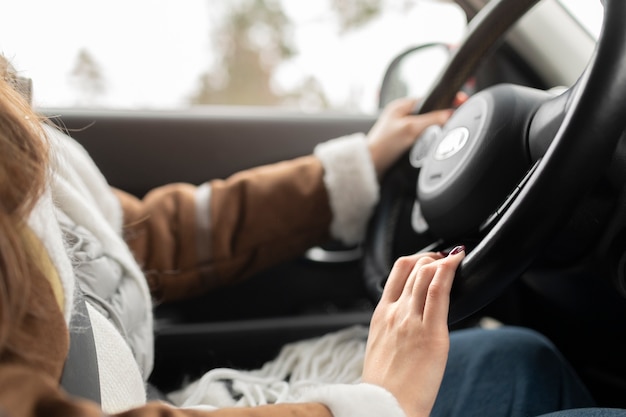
[0,0,466,113]
[557,0,603,39]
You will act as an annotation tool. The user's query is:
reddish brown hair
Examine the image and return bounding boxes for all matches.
[0,64,49,355]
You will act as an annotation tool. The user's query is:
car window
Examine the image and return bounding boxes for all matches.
[557,0,603,39]
[0,0,466,114]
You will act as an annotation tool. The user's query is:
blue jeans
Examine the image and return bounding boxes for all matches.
[431,326,622,417]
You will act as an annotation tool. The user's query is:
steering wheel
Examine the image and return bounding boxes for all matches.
[363,0,626,324]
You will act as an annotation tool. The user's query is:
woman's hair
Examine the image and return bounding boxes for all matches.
[0,57,49,354]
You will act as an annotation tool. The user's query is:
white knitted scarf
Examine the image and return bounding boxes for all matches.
[170,325,369,408]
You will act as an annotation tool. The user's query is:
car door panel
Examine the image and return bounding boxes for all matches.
[48,108,376,197]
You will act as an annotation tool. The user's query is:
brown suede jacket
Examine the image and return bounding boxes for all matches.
[0,155,338,417]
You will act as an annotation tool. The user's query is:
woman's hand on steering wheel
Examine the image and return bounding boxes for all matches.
[366,98,452,179]
[362,246,465,417]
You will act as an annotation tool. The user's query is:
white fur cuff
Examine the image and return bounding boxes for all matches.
[314,134,379,245]
[296,383,406,417]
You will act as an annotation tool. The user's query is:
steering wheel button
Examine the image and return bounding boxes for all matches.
[410,125,442,168]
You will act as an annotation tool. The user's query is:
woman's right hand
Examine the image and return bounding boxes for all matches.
[361,246,465,417]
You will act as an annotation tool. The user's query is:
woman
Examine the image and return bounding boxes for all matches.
[0,56,602,417]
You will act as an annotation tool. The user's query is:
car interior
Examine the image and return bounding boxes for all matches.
[34,0,626,409]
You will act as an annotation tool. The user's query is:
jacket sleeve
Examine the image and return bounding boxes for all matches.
[114,155,332,303]
[115,134,379,303]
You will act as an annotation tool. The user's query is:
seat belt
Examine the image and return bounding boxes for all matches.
[60,289,101,404]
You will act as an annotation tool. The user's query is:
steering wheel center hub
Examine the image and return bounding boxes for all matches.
[417,85,547,240]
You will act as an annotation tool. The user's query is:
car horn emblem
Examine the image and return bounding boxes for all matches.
[434,127,469,160]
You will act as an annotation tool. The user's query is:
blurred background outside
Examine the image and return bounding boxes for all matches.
[0,0,600,113]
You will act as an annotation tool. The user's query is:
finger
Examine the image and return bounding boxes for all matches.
[383,252,439,302]
[388,97,419,117]
[453,91,469,108]
[403,253,442,300]
[408,109,453,137]
[410,261,439,316]
[422,246,465,325]
[382,254,421,302]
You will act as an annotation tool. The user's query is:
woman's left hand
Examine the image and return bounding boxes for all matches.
[367,98,452,178]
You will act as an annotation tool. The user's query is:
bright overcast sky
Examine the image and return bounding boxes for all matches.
[0,0,602,112]
[0,0,469,111]
[1,0,213,108]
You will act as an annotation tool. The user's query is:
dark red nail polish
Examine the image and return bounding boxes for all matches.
[449,245,465,256]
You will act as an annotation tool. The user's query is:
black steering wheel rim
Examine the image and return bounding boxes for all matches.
[364,0,626,324]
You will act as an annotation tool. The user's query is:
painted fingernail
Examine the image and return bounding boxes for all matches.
[448,245,465,256]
